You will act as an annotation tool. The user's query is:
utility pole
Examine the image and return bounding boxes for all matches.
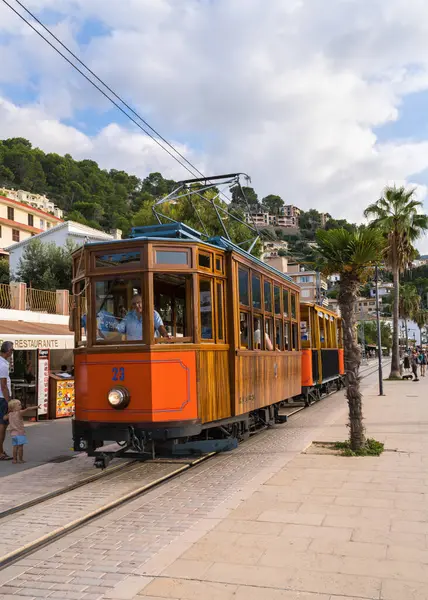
[375,265,384,395]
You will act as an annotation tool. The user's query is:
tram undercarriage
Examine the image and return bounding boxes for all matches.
[73,401,291,469]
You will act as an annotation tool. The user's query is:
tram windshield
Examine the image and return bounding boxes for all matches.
[94,278,143,343]
[92,273,192,344]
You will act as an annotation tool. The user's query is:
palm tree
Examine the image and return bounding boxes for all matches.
[399,284,421,348]
[364,187,428,378]
[414,307,428,346]
[316,227,383,451]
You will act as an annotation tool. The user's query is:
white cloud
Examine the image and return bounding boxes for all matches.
[2,0,428,251]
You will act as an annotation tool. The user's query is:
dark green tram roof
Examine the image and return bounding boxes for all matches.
[84,222,294,285]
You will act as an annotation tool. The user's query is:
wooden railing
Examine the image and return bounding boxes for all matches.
[27,287,57,314]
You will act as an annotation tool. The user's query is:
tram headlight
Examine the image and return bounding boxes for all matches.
[107,386,130,410]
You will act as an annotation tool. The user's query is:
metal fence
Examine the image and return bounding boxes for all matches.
[0,284,11,309]
[27,287,57,314]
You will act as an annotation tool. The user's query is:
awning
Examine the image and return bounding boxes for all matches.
[0,321,74,350]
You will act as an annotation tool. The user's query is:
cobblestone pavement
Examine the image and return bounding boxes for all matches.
[0,454,132,513]
[0,461,194,561]
[0,370,377,600]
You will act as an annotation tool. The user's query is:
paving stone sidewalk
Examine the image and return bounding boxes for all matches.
[0,369,360,599]
[131,376,428,600]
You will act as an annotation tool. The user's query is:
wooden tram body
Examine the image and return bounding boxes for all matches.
[300,303,345,403]
[70,223,342,464]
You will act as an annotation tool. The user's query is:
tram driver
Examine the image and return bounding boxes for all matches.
[117,294,171,341]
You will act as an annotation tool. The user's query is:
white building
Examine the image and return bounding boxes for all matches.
[244,205,301,229]
[6,221,120,277]
[369,282,393,298]
[0,188,64,219]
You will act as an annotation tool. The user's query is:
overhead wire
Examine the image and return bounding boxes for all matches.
[8,0,210,181]
[0,0,200,179]
[2,0,269,246]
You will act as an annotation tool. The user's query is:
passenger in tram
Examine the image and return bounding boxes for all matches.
[117,294,170,341]
[254,318,273,350]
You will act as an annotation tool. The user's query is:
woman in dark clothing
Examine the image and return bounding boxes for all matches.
[411,352,419,381]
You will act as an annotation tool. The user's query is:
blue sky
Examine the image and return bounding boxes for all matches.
[1,0,428,252]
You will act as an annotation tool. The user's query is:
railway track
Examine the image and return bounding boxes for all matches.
[0,363,388,570]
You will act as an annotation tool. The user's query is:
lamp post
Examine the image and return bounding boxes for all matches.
[375,265,384,396]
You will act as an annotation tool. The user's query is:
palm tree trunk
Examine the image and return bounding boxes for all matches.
[390,267,401,378]
[339,276,365,451]
[405,319,408,350]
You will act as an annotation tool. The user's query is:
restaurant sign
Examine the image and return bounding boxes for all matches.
[0,335,74,350]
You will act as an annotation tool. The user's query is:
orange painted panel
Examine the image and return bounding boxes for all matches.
[301,349,313,387]
[75,351,197,423]
[338,349,345,375]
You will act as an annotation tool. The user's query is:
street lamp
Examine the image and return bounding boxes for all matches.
[374,265,384,396]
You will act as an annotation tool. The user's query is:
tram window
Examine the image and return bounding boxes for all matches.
[319,314,326,344]
[238,268,249,306]
[216,282,225,341]
[301,319,310,343]
[96,251,140,268]
[154,273,191,340]
[253,316,262,349]
[73,280,87,347]
[155,250,189,265]
[274,286,281,315]
[200,279,213,340]
[292,323,299,350]
[291,293,297,319]
[264,281,272,312]
[275,320,283,350]
[240,312,250,349]
[94,279,142,343]
[265,318,274,351]
[198,252,212,270]
[215,256,223,273]
[283,289,289,317]
[284,322,290,350]
[252,274,261,310]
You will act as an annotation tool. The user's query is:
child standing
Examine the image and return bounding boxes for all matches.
[4,400,39,463]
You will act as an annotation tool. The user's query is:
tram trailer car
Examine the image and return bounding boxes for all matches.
[300,303,345,405]
[70,223,343,464]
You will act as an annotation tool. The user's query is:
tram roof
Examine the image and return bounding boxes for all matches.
[83,222,295,284]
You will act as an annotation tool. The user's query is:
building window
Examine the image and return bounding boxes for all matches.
[0,226,2,238]
[47,222,51,229]
[301,289,310,298]
[12,229,20,242]
[7,207,14,221]
[40,219,44,229]
[28,214,34,227]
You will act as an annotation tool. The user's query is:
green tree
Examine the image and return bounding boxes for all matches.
[365,186,428,378]
[262,194,283,215]
[0,259,9,284]
[414,308,428,343]
[399,284,421,348]
[316,227,384,451]
[358,321,392,352]
[16,239,76,291]
[231,186,258,209]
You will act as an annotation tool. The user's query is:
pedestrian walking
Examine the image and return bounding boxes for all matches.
[0,341,13,461]
[4,400,39,463]
[411,351,419,381]
[420,350,427,377]
[403,353,410,373]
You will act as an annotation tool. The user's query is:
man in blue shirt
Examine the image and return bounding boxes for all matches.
[117,295,170,341]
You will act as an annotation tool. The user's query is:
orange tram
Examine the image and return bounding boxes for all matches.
[70,222,344,467]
